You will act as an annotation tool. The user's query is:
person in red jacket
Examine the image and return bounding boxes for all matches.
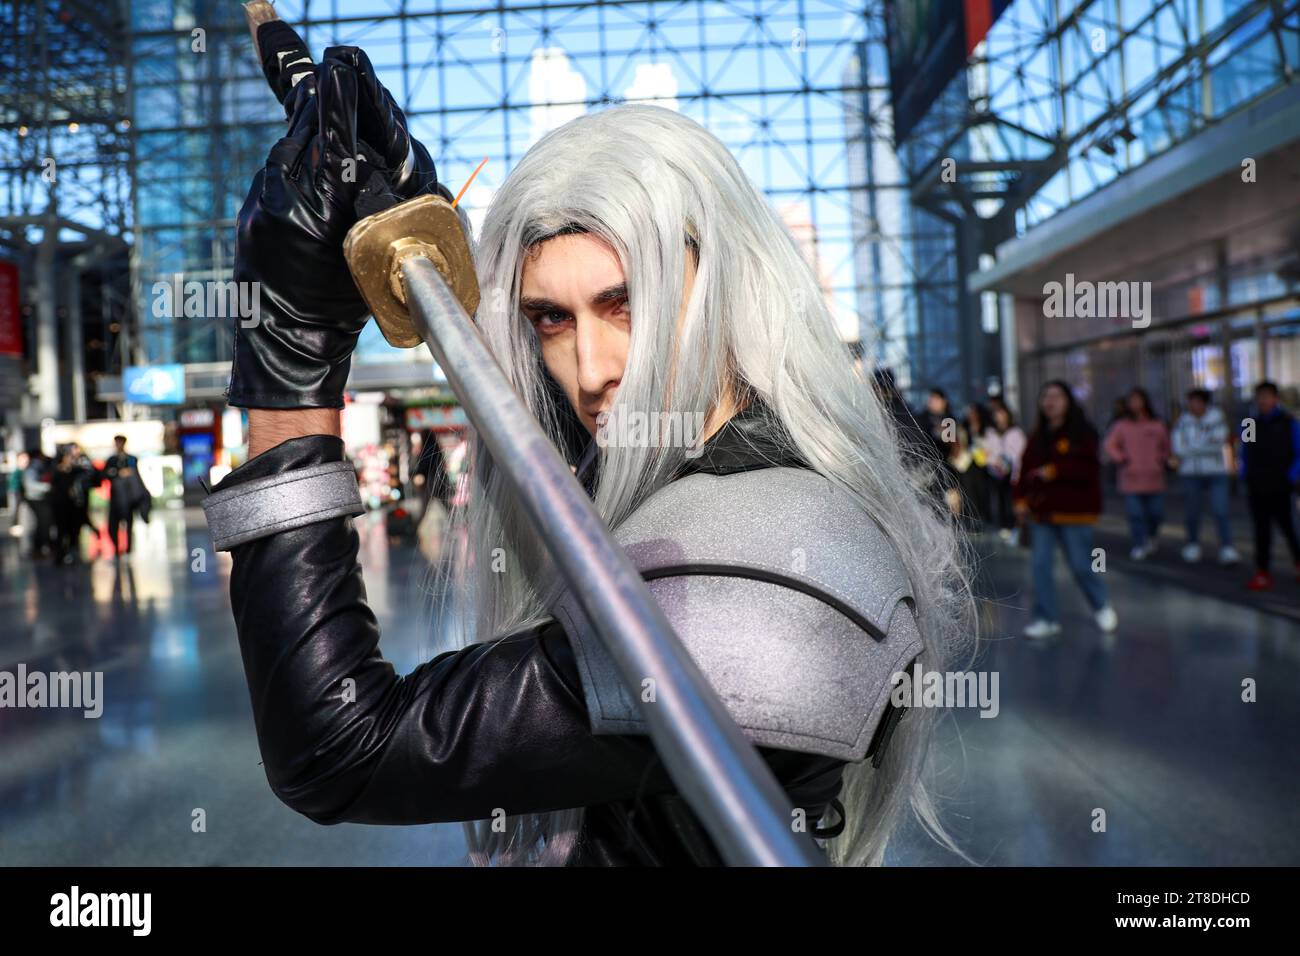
[1013,380,1119,638]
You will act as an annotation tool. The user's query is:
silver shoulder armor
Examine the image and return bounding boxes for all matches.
[553,466,922,763]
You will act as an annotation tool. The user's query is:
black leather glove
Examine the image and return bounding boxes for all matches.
[227,27,447,410]
[254,22,443,207]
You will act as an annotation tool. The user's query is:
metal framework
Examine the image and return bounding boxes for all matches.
[121,0,914,383]
[0,0,131,237]
[891,0,1300,402]
[0,0,132,421]
[9,1,1294,417]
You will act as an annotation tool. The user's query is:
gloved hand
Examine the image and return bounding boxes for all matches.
[228,24,448,409]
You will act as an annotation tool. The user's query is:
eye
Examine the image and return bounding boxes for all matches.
[530,310,572,334]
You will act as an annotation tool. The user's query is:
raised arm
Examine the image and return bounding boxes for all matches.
[215,435,674,824]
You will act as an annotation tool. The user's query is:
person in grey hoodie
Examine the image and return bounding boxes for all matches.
[1170,388,1240,565]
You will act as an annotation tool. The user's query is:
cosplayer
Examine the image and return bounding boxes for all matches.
[203,16,971,866]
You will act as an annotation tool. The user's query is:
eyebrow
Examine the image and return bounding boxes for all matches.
[520,282,628,313]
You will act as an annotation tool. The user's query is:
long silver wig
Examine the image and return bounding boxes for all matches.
[438,103,976,866]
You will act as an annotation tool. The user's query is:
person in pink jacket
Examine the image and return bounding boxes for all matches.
[1103,387,1172,560]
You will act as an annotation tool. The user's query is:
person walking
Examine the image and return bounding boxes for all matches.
[958,403,993,528]
[21,450,54,560]
[100,435,146,558]
[1103,387,1171,560]
[1014,381,1118,638]
[69,443,98,540]
[985,399,1028,544]
[50,447,91,565]
[1170,387,1240,565]
[5,452,26,539]
[1240,381,1300,590]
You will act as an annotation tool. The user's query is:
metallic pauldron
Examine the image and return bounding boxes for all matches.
[553,467,923,764]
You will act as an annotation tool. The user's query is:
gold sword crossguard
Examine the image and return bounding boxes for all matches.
[242,1,480,346]
[342,196,481,348]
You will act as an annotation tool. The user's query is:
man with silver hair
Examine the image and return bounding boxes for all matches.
[204,18,971,866]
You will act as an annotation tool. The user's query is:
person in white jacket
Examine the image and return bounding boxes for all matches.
[985,399,1028,544]
[1170,388,1240,564]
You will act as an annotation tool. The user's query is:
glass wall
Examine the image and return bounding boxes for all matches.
[865,0,1300,407]
[974,0,1300,230]
[125,0,899,374]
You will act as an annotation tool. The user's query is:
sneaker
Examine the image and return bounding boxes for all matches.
[1094,604,1119,632]
[1246,571,1274,591]
[1007,528,1020,547]
[1145,539,1159,557]
[1181,543,1202,563]
[1129,545,1148,561]
[998,528,1012,543]
[1023,619,1062,638]
[1218,546,1241,565]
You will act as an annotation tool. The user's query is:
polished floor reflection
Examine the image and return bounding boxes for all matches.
[1,508,1296,866]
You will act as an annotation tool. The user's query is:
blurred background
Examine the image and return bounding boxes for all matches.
[0,0,1297,866]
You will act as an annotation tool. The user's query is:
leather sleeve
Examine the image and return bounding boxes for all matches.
[218,435,678,825]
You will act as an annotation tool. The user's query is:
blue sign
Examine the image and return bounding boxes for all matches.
[124,364,185,404]
[180,432,214,485]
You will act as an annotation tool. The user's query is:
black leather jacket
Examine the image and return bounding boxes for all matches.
[216,406,846,865]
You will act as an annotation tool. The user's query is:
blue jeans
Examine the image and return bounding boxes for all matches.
[1182,474,1232,547]
[1123,492,1165,548]
[1031,521,1109,623]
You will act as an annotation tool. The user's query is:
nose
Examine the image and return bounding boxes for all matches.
[574,313,624,408]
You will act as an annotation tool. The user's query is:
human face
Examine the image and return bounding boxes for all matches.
[1256,389,1278,415]
[519,232,697,436]
[1187,395,1207,417]
[1039,385,1069,425]
[1126,391,1148,418]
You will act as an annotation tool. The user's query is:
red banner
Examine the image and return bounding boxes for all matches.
[965,0,1011,54]
[0,260,21,357]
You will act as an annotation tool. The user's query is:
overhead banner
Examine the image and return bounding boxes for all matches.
[885,0,1012,146]
[964,0,1013,53]
[0,260,21,357]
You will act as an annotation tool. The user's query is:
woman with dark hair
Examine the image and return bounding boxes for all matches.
[1103,386,1172,560]
[984,399,1027,543]
[1013,381,1118,638]
[917,388,954,465]
[942,403,991,529]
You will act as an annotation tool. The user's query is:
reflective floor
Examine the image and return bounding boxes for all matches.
[1,507,1296,866]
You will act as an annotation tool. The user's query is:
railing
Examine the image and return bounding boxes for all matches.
[399,256,825,867]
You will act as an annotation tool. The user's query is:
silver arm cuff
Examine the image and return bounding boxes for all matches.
[201,461,364,551]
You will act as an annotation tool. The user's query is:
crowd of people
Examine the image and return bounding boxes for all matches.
[8,380,1300,628]
[6,434,151,565]
[890,376,1300,635]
